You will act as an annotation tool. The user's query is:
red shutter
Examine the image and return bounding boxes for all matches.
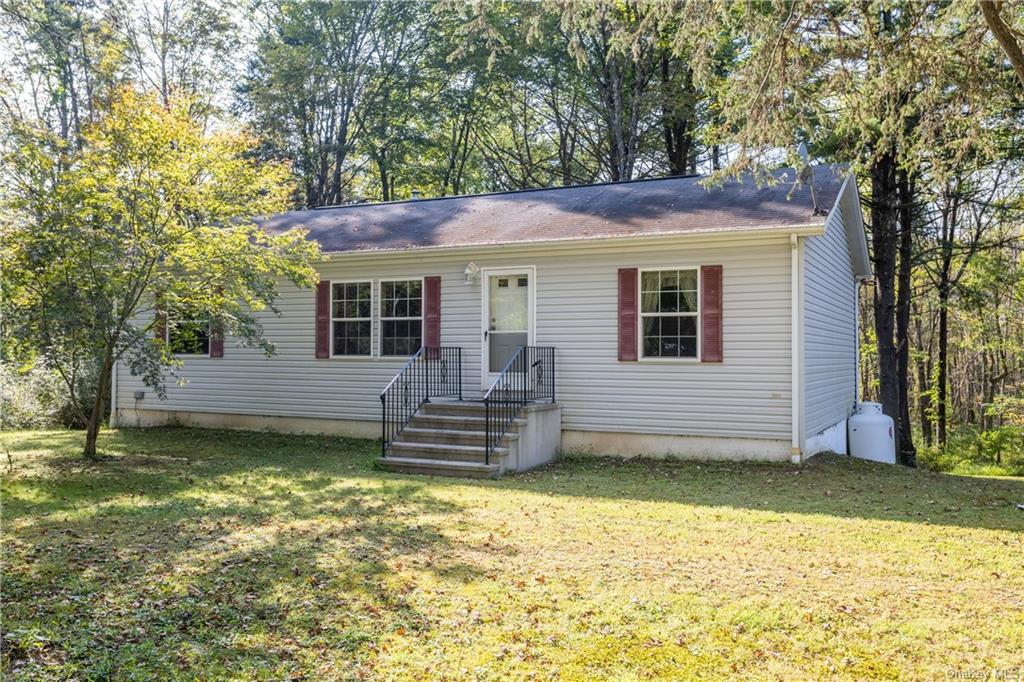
[209,322,224,357]
[209,286,224,357]
[701,265,723,363]
[423,276,441,349]
[618,268,638,361]
[315,280,331,358]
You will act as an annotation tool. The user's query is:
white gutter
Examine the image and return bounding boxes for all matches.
[316,223,826,262]
[790,233,802,464]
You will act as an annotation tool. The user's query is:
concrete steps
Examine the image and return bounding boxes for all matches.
[380,399,561,478]
[379,400,515,477]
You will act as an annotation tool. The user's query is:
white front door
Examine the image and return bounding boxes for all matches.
[481,267,534,389]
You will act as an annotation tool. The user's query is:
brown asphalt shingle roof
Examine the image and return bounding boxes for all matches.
[261,166,846,254]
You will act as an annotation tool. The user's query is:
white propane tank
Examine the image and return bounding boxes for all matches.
[848,402,896,464]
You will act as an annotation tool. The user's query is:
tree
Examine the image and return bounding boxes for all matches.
[980,0,1024,89]
[918,163,1022,445]
[1,88,319,457]
[562,0,660,181]
[111,0,241,113]
[654,0,1018,465]
[0,0,124,145]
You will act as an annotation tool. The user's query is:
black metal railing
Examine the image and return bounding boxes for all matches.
[380,346,462,457]
[483,346,555,464]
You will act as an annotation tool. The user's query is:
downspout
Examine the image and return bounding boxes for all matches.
[790,233,802,464]
[110,356,118,428]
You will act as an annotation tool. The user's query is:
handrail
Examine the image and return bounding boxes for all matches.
[482,346,555,464]
[380,346,462,457]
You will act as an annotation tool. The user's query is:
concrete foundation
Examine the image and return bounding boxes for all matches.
[560,430,792,462]
[114,408,379,439]
[804,418,849,459]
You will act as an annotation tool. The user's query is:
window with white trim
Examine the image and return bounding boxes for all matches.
[379,279,423,356]
[332,282,372,356]
[641,269,699,358]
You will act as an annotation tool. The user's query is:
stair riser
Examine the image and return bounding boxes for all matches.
[378,461,501,479]
[384,450,502,464]
[397,431,506,446]
[421,402,509,415]
[408,416,487,431]
[388,443,507,461]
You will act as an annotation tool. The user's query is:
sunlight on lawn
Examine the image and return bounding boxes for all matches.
[2,428,1022,680]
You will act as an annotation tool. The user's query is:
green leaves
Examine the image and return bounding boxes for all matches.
[1,87,320,454]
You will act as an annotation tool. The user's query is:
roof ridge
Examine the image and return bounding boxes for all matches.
[310,173,703,212]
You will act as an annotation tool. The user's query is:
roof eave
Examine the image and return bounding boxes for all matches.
[316,222,827,261]
[831,173,872,279]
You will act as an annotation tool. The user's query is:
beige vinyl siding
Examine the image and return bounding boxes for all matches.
[116,235,794,441]
[801,207,858,441]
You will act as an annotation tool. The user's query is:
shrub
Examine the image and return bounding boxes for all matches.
[917,426,1024,477]
[0,361,68,429]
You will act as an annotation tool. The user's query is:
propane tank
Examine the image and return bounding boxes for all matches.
[848,402,896,464]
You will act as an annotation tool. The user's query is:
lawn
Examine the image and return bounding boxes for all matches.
[2,428,1022,680]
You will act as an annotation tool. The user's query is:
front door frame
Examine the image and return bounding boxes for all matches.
[480,265,536,390]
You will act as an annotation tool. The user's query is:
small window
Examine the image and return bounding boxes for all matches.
[168,316,210,356]
[380,279,423,356]
[332,282,372,356]
[641,269,699,358]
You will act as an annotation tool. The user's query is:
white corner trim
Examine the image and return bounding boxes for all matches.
[110,357,118,427]
[790,233,802,464]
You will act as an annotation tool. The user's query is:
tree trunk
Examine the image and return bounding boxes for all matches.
[869,151,902,455]
[376,148,390,201]
[660,53,694,176]
[895,173,916,465]
[913,308,933,447]
[980,0,1024,89]
[83,352,113,459]
[937,285,950,446]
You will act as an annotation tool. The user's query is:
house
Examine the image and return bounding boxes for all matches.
[111,166,872,476]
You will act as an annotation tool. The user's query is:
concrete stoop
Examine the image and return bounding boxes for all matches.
[377,400,561,478]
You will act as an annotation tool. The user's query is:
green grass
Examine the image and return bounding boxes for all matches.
[2,427,1023,680]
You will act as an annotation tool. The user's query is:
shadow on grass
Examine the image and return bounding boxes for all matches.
[2,427,489,678]
[3,425,1023,677]
[6,426,1023,534]
[493,453,1024,532]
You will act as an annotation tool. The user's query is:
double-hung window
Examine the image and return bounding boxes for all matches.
[641,268,699,358]
[332,282,372,356]
[379,279,423,356]
[166,314,210,356]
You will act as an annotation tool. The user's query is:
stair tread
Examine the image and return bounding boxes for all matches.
[377,457,500,471]
[410,414,525,424]
[400,427,518,440]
